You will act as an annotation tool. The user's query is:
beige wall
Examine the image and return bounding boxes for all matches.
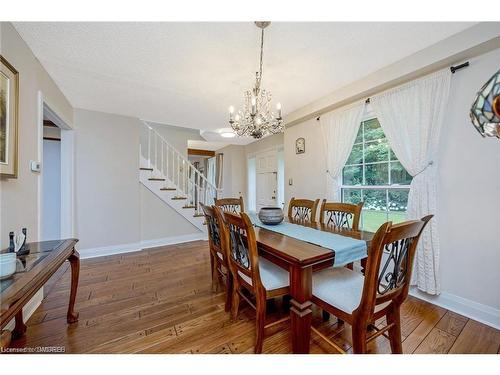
[0,22,74,248]
[75,109,201,251]
[284,120,326,201]
[74,109,142,250]
[147,121,203,158]
[245,133,284,155]
[216,133,285,207]
[217,144,246,200]
[436,48,500,310]
[140,184,198,240]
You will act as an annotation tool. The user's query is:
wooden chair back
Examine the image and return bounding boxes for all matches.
[215,196,245,214]
[200,203,226,261]
[287,197,320,224]
[319,200,364,231]
[214,207,264,294]
[356,215,433,319]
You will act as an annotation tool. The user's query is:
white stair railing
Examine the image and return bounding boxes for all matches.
[140,122,221,213]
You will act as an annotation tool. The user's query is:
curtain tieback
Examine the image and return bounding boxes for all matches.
[326,170,338,180]
[413,160,434,177]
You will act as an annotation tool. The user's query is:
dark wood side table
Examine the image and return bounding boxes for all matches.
[0,239,79,349]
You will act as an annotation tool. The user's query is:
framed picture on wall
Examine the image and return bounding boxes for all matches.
[0,55,19,179]
[295,137,305,154]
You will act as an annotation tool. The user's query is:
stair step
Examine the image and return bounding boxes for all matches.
[193,213,204,218]
[171,196,187,200]
[140,167,153,171]
[160,187,176,191]
[149,178,166,181]
[182,205,196,209]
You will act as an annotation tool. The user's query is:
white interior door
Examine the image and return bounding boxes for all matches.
[42,138,61,240]
[255,150,278,210]
[256,172,277,209]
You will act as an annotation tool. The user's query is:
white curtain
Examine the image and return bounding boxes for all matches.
[207,157,216,187]
[320,102,365,201]
[371,69,451,295]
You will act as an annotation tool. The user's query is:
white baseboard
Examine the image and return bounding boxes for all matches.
[410,287,500,330]
[5,288,44,331]
[79,232,207,259]
[140,232,207,249]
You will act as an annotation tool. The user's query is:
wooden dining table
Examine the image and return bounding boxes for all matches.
[254,218,374,354]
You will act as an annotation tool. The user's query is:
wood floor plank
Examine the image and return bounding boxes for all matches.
[449,320,500,354]
[8,240,499,354]
[413,328,457,354]
[435,311,468,337]
[402,302,447,354]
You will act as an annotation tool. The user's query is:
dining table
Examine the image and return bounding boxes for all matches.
[252,217,374,354]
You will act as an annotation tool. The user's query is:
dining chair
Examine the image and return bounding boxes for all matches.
[214,196,245,214]
[214,206,290,354]
[319,200,364,231]
[200,203,232,312]
[287,197,320,224]
[319,200,364,273]
[311,215,433,354]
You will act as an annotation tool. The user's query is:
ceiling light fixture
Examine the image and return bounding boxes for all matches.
[219,128,236,138]
[228,21,283,139]
[220,131,236,138]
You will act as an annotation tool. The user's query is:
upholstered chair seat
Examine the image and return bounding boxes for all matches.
[313,267,390,314]
[239,257,289,291]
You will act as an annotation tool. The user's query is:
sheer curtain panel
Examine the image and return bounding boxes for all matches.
[371,69,451,294]
[320,102,365,201]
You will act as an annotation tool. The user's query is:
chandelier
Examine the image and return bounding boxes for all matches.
[228,21,283,139]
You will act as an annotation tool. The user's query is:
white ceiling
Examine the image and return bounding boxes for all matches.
[188,140,229,151]
[14,22,475,141]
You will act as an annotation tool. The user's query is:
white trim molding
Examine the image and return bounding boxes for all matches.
[78,233,207,259]
[410,287,500,330]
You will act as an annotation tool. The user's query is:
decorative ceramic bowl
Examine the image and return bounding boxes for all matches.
[258,207,284,225]
[0,253,17,280]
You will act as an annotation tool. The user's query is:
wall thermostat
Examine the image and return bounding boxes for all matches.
[30,161,41,173]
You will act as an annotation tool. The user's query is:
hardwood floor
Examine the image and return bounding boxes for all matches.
[9,240,500,354]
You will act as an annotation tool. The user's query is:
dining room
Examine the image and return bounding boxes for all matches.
[1,1,500,373]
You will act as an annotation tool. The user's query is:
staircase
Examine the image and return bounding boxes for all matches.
[139,122,221,232]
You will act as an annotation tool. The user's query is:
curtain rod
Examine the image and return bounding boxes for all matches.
[316,61,470,121]
[317,98,370,121]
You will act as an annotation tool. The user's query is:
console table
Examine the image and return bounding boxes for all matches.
[0,239,79,348]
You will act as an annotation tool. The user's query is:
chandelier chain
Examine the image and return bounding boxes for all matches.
[228,22,283,139]
[258,28,264,89]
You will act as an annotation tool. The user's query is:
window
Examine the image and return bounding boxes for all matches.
[341,118,412,232]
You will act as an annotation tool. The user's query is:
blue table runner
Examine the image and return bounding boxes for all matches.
[249,213,367,266]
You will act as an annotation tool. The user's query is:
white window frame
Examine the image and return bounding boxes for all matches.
[340,112,411,230]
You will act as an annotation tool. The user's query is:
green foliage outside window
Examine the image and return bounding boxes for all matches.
[341,118,412,232]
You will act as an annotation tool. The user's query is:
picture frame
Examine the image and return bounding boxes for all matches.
[295,137,305,154]
[0,55,19,179]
